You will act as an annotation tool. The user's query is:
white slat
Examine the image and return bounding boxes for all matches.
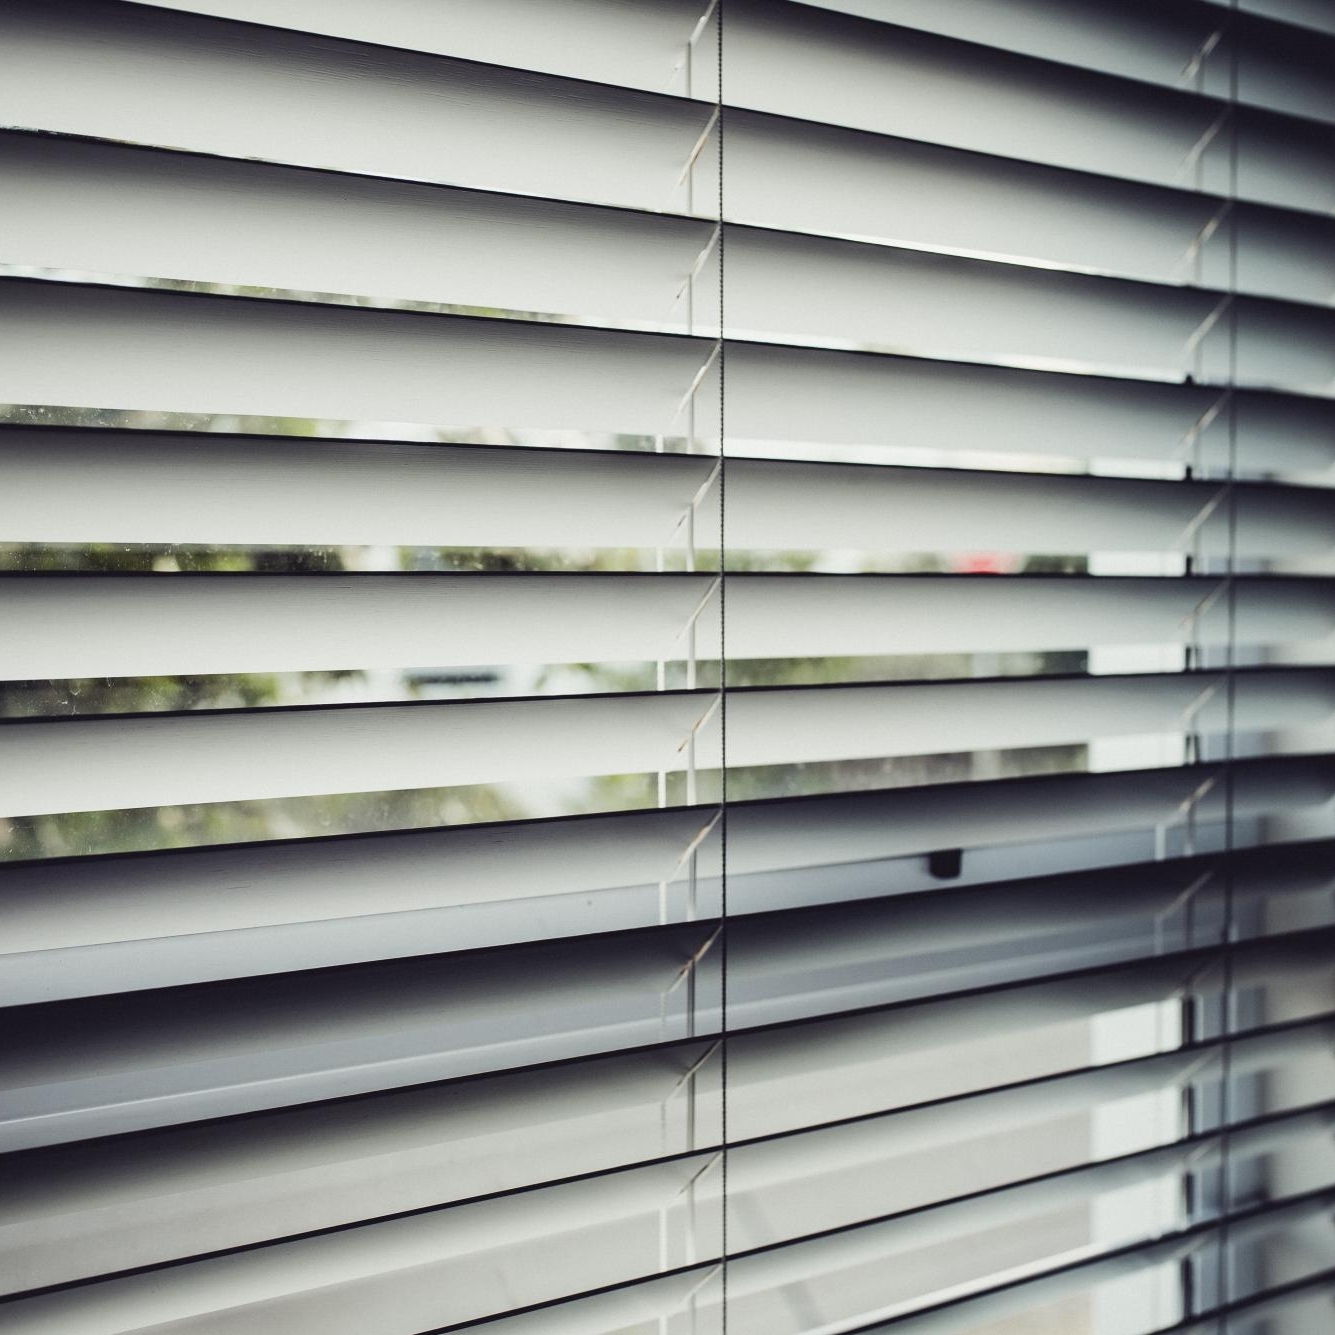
[5,280,1333,476]
[5,872,1328,1155]
[2,816,1329,1011]
[719,0,1335,211]
[5,429,1334,558]
[1205,0,1335,36]
[2,573,1329,680]
[723,339,1334,472]
[724,1108,1334,1270]
[7,7,1335,304]
[724,756,1335,880]
[0,573,716,679]
[0,281,719,441]
[715,1152,1332,1335]
[4,670,1328,819]
[0,1043,720,1294]
[723,108,1335,303]
[0,0,716,215]
[0,429,712,549]
[0,807,718,956]
[802,1,1335,125]
[708,575,1335,661]
[0,925,716,1152]
[722,458,1335,558]
[4,1011,1325,1297]
[729,929,1335,1124]
[724,228,1335,392]
[845,1202,1332,1335]
[133,0,1335,125]
[131,0,714,97]
[0,1152,721,1335]
[4,1113,1325,1335]
[6,133,1332,393]
[0,692,720,817]
[47,0,1331,217]
[0,132,715,332]
[1,995,1325,1331]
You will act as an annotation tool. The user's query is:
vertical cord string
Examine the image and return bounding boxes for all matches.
[1216,2,1240,1328]
[716,2,728,1328]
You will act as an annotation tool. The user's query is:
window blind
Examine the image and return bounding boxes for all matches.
[1,2,1333,1334]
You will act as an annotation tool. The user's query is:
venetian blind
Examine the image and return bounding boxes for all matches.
[1,2,1334,1333]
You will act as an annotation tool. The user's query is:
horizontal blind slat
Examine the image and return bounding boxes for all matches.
[0,692,719,818]
[0,427,715,550]
[18,0,1325,215]
[724,338,1334,471]
[0,573,717,679]
[2,573,1331,680]
[4,1012,1326,1296]
[7,4,1335,278]
[132,0,714,94]
[0,1043,718,1294]
[5,281,1331,472]
[725,755,1335,876]
[5,670,1328,819]
[5,917,1327,1151]
[4,1109,1325,1334]
[5,427,1334,556]
[6,132,1332,389]
[720,0,1335,210]
[5,826,1330,1007]
[723,457,1335,557]
[724,229,1335,391]
[855,1205,1334,1335]
[0,928,716,1151]
[713,575,1335,660]
[4,787,1328,989]
[123,0,1335,120]
[0,1151,721,1335]
[724,1106,1335,1278]
[10,123,1335,313]
[2,982,1326,1322]
[724,109,1335,301]
[0,281,718,441]
[796,0,1335,124]
[1202,0,1335,37]
[0,132,715,332]
[0,0,716,215]
[0,807,718,954]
